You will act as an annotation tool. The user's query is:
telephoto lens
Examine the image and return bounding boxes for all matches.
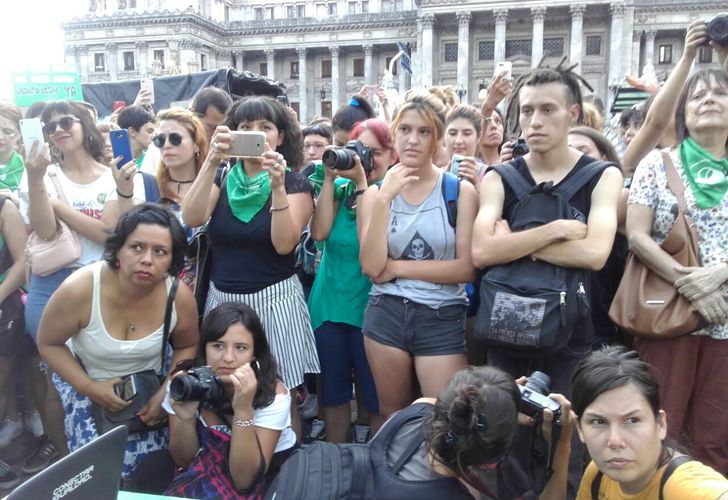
[708,15,728,47]
[170,366,227,407]
[322,147,356,170]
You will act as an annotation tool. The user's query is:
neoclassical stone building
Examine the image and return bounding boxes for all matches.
[63,0,728,121]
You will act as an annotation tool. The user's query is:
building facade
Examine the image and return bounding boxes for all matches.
[63,0,728,121]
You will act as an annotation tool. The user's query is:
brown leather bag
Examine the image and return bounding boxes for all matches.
[608,152,705,338]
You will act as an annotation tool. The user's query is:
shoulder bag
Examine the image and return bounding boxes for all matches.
[608,152,705,338]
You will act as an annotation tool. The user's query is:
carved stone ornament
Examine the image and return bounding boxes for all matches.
[363,44,374,55]
[329,46,339,57]
[494,9,508,24]
[419,14,435,28]
[569,4,586,20]
[296,47,307,57]
[456,11,471,26]
[610,2,625,17]
[531,7,546,22]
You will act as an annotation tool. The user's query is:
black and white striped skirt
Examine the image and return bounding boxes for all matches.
[204,275,320,388]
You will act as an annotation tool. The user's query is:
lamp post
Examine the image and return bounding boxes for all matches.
[320,87,326,116]
[456,82,467,102]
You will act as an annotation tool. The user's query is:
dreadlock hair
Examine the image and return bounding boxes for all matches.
[504,56,593,139]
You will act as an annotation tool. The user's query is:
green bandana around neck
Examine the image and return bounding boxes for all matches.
[0,152,25,191]
[226,160,272,223]
[679,137,728,209]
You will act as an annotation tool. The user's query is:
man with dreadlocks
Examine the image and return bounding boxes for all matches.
[472,60,623,498]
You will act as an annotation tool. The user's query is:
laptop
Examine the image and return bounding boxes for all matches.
[7,425,128,500]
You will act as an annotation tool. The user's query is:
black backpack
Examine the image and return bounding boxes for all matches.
[474,160,614,356]
[264,403,472,500]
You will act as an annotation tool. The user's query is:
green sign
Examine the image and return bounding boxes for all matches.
[13,66,83,107]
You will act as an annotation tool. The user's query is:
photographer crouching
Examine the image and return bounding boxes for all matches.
[163,302,297,498]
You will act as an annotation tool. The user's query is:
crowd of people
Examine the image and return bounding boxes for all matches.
[0,18,726,499]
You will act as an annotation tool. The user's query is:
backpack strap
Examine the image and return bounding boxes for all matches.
[554,160,616,202]
[659,456,693,500]
[349,445,371,499]
[390,428,426,475]
[491,160,535,201]
[441,171,460,228]
[141,171,161,203]
[590,470,603,500]
[161,277,179,373]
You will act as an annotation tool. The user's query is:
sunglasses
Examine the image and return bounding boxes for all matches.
[152,133,183,148]
[42,116,80,136]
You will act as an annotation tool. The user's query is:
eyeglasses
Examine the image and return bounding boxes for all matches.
[42,116,80,136]
[152,132,183,148]
[0,128,18,139]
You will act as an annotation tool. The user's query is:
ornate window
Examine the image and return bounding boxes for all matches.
[478,41,494,60]
[585,35,601,56]
[153,49,165,69]
[123,51,135,71]
[322,59,332,78]
[543,38,564,57]
[444,42,458,63]
[353,58,364,77]
[658,44,672,64]
[94,53,105,72]
[328,2,337,15]
[291,61,299,79]
[259,62,267,76]
[505,39,531,58]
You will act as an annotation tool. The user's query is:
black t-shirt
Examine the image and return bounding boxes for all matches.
[208,167,313,294]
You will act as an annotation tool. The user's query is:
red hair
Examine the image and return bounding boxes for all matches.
[350,119,398,163]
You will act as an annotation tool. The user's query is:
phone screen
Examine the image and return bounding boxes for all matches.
[114,376,137,401]
[19,118,44,155]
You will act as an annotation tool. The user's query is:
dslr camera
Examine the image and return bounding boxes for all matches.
[170,366,227,409]
[511,138,529,157]
[708,15,728,47]
[322,140,373,174]
[518,371,561,423]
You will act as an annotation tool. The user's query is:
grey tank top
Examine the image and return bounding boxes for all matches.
[371,172,466,308]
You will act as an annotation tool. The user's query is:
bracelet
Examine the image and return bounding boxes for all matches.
[116,189,133,199]
[232,417,255,428]
[269,204,289,213]
[354,189,367,197]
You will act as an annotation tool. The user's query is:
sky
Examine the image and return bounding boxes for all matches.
[0,0,87,102]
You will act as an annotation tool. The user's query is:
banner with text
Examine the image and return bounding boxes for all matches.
[13,66,83,107]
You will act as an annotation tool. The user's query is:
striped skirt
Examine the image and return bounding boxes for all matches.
[205,275,320,388]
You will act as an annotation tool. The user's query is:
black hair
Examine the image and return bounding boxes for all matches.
[198,302,279,409]
[504,56,592,139]
[619,105,644,129]
[24,102,48,120]
[571,345,660,419]
[224,96,303,168]
[675,68,728,143]
[569,126,622,165]
[190,86,234,117]
[118,105,156,131]
[302,123,333,143]
[40,101,105,162]
[424,366,520,477]
[331,95,375,133]
[103,203,187,276]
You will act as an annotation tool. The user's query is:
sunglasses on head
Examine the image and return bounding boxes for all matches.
[42,116,80,136]
[152,132,183,148]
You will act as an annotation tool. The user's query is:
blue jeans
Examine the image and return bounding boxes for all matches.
[25,268,76,342]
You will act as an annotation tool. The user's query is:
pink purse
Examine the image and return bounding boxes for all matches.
[25,170,82,277]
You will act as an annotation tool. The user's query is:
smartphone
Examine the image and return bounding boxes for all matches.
[365,84,380,97]
[496,61,512,80]
[276,95,290,107]
[112,100,126,113]
[450,154,464,177]
[229,131,267,158]
[19,118,44,155]
[114,375,138,401]
[110,129,134,167]
[140,78,155,104]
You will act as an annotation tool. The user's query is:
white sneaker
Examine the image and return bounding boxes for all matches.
[24,411,44,438]
[0,418,23,448]
[305,419,326,443]
[353,424,370,444]
[300,394,318,420]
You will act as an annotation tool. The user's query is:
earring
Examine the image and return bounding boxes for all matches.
[195,152,200,160]
[50,144,61,158]
[163,272,169,279]
[88,134,94,144]
[115,259,120,268]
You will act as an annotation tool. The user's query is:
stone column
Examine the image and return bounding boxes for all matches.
[620,5,635,83]
[399,69,409,97]
[79,46,90,80]
[329,46,340,112]
[237,50,244,71]
[631,31,642,75]
[531,7,546,68]
[644,30,656,66]
[297,47,308,123]
[456,11,471,103]
[265,49,276,81]
[106,43,118,80]
[493,9,508,67]
[419,13,435,87]
[363,44,374,84]
[607,2,626,108]
[136,41,148,77]
[569,4,586,73]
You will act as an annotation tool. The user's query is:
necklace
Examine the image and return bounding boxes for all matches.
[127,322,137,333]
[169,175,194,194]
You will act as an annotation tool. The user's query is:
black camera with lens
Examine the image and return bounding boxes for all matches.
[511,138,530,157]
[518,371,561,423]
[322,140,373,174]
[170,366,227,409]
[708,15,728,47]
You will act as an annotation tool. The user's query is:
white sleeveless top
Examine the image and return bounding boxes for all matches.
[71,262,178,380]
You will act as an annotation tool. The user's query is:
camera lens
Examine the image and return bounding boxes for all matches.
[170,374,203,401]
[709,15,728,47]
[322,148,356,170]
[524,371,551,395]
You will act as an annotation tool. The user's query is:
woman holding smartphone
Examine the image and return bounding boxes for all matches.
[358,90,478,420]
[444,105,486,189]
[182,96,319,439]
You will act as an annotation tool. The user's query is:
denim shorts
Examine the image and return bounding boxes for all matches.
[25,267,77,341]
[361,294,467,356]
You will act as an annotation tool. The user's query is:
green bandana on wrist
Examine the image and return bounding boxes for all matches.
[226,160,272,223]
[0,152,25,191]
[679,137,728,209]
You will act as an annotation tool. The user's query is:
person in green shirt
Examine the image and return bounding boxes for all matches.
[117,105,157,168]
[307,118,396,444]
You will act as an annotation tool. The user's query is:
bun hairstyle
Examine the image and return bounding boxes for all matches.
[391,89,447,157]
[332,95,375,134]
[427,85,459,110]
[424,366,520,477]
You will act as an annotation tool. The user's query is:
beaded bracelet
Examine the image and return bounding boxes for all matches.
[232,417,255,428]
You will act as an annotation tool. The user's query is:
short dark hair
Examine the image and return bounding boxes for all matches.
[569,126,622,165]
[103,203,188,276]
[190,86,233,117]
[571,345,661,419]
[619,106,644,129]
[332,95,375,133]
[675,68,728,143]
[198,302,279,409]
[224,96,303,168]
[302,123,333,143]
[118,105,156,131]
[25,102,48,120]
[424,366,519,477]
[41,101,105,162]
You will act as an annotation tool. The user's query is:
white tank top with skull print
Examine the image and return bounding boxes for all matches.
[370,171,467,308]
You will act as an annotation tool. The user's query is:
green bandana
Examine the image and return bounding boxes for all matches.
[0,152,25,191]
[226,160,272,223]
[679,137,728,208]
[307,162,362,218]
